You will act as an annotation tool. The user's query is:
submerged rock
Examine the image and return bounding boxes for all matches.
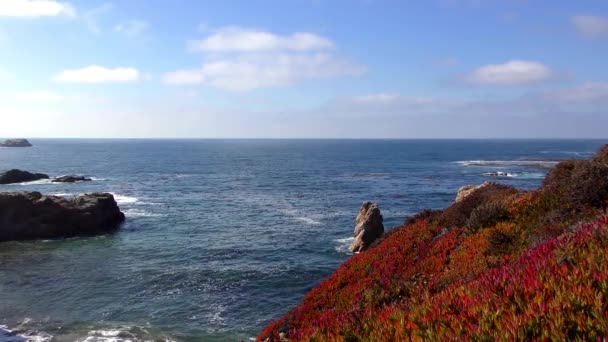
[0,192,125,241]
[0,169,49,185]
[52,175,93,183]
[0,138,32,147]
[350,201,384,253]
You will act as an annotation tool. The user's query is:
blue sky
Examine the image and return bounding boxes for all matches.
[1,0,608,138]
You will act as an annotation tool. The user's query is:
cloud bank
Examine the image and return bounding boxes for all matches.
[189,26,334,52]
[0,0,75,18]
[463,60,555,86]
[53,66,141,83]
[572,15,608,38]
[164,26,364,91]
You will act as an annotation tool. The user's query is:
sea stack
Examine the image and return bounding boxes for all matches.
[0,192,125,241]
[350,201,384,253]
[0,139,32,147]
[0,169,50,185]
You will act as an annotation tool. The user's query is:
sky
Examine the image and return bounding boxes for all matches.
[1,0,608,138]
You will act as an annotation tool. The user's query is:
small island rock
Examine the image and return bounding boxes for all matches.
[0,192,125,241]
[0,139,32,147]
[0,169,49,185]
[52,175,93,183]
[350,201,384,253]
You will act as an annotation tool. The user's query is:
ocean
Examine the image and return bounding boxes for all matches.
[0,139,605,341]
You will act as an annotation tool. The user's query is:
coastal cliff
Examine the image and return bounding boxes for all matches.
[259,145,608,341]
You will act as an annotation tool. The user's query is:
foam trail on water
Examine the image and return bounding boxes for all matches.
[455,160,559,167]
[295,217,321,225]
[123,209,165,218]
[334,237,354,254]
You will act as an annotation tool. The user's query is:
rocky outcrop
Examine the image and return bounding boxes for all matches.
[52,175,92,183]
[0,139,32,147]
[455,181,492,203]
[350,201,384,253]
[0,169,49,185]
[0,192,125,241]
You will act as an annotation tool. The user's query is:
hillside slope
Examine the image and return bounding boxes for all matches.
[259,145,608,341]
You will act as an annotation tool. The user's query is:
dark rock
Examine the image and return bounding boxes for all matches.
[52,175,93,183]
[0,169,49,185]
[350,201,384,253]
[0,139,32,147]
[0,192,125,241]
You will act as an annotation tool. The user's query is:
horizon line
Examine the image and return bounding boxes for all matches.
[2,137,608,141]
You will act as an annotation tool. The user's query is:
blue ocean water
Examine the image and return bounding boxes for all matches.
[0,139,605,341]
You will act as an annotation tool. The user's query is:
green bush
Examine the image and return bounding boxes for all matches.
[465,201,509,235]
[440,183,518,228]
[543,145,608,214]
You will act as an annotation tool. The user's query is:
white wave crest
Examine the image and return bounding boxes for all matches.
[295,217,321,225]
[123,209,164,218]
[455,160,559,167]
[483,171,516,177]
[334,237,354,255]
[0,325,53,342]
[51,192,74,197]
[110,193,139,204]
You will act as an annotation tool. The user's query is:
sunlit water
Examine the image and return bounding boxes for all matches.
[0,139,604,341]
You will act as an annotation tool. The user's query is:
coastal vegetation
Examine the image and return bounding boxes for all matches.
[259,145,608,341]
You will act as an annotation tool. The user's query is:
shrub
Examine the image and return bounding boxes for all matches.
[464,201,509,235]
[593,144,608,164]
[543,148,608,214]
[440,182,518,228]
[404,209,442,226]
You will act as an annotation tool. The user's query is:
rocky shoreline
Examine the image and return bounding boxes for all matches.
[0,169,93,185]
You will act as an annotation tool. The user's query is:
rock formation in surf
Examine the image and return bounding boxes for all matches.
[0,192,125,241]
[0,169,49,185]
[52,175,93,183]
[0,139,32,147]
[350,201,384,253]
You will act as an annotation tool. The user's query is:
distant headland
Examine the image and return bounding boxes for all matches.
[0,138,32,147]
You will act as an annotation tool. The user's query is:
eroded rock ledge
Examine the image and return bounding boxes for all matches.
[0,192,125,241]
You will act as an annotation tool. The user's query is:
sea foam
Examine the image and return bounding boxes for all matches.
[334,237,355,255]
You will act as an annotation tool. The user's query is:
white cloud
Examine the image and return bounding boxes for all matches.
[0,0,75,17]
[337,82,608,118]
[163,53,364,91]
[166,26,363,91]
[114,20,148,38]
[53,65,141,83]
[190,26,334,52]
[163,69,206,85]
[572,15,608,38]
[16,90,64,102]
[351,93,402,104]
[537,82,608,103]
[464,60,554,86]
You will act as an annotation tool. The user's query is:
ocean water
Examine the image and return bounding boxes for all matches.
[0,139,605,341]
